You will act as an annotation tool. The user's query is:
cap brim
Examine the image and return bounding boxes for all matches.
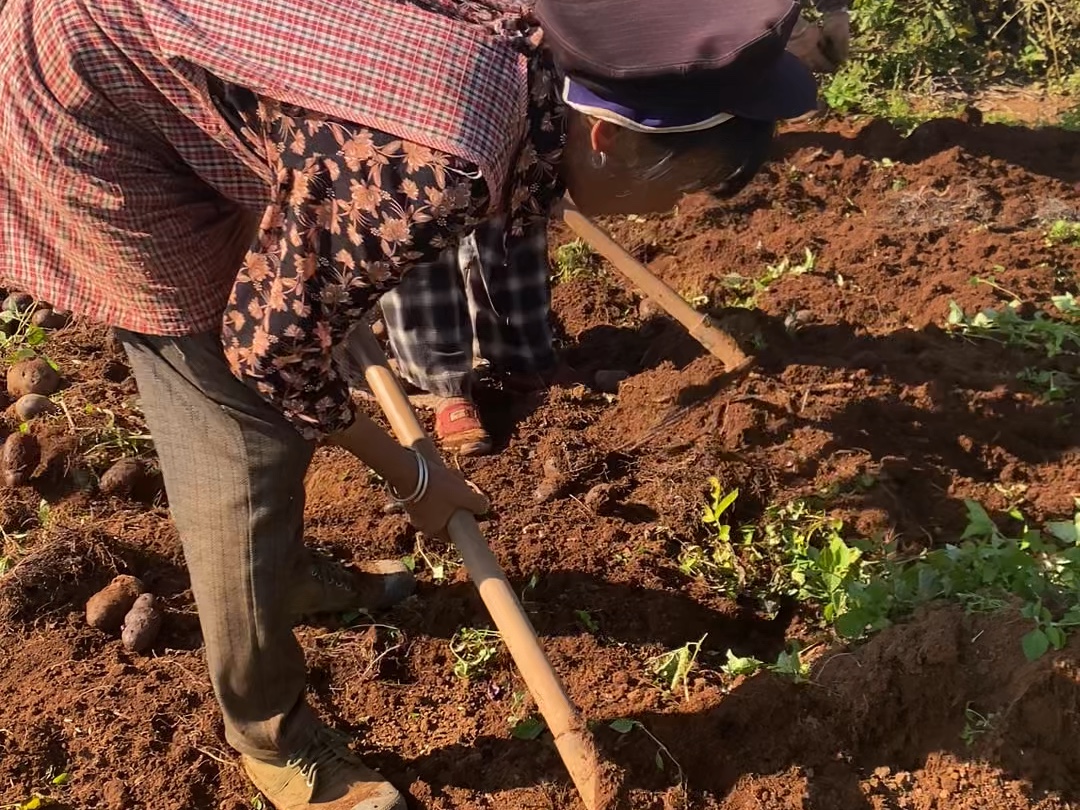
[725,51,818,121]
[562,51,818,132]
[563,78,736,133]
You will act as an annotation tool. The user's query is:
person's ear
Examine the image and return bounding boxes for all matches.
[589,119,618,154]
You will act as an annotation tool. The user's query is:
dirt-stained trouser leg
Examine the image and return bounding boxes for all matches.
[117,329,317,759]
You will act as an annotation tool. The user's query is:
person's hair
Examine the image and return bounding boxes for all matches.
[567,110,776,197]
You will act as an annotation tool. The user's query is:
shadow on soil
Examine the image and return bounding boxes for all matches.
[361,605,1080,809]
[564,308,1078,538]
[775,117,1080,185]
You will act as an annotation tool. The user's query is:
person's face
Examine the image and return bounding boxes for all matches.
[559,115,775,216]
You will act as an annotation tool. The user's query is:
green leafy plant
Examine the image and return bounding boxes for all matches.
[648,635,706,700]
[946,292,1080,358]
[720,643,811,684]
[716,248,817,309]
[1017,367,1078,402]
[823,0,1080,123]
[575,609,599,634]
[1046,220,1080,246]
[505,691,546,740]
[552,240,598,283]
[960,704,997,747]
[683,480,1080,661]
[608,719,684,781]
[449,627,502,680]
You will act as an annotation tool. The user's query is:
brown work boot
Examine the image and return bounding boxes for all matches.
[243,726,405,810]
[289,547,415,621]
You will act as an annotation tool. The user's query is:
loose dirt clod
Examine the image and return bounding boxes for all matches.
[121,593,162,653]
[85,574,145,633]
[594,370,629,393]
[14,393,56,421]
[583,483,616,514]
[7,358,61,398]
[2,433,40,486]
[98,458,148,499]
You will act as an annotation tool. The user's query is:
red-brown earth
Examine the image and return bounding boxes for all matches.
[1,113,1079,809]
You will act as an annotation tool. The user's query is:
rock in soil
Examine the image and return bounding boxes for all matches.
[121,593,163,653]
[85,574,145,633]
[98,458,148,499]
[14,393,56,421]
[2,433,40,487]
[7,358,61,398]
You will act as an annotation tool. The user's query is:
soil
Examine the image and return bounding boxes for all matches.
[1,113,1080,810]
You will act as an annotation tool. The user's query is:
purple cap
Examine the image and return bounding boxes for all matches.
[538,0,818,127]
[562,51,817,131]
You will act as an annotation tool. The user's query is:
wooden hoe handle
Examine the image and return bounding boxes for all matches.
[561,204,752,372]
[345,327,614,810]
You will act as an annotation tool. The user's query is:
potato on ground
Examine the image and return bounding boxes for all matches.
[30,308,71,330]
[99,458,149,499]
[86,574,145,632]
[2,292,35,314]
[2,432,40,486]
[14,393,56,421]
[121,593,163,653]
[7,358,61,398]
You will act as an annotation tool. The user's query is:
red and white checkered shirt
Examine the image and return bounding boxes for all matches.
[0,0,531,335]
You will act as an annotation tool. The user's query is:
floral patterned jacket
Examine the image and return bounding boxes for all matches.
[215,40,566,440]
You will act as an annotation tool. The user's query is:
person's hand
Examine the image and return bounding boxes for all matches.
[391,453,490,536]
[786,12,849,74]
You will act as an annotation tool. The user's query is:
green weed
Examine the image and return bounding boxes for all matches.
[0,796,52,810]
[716,248,816,308]
[680,480,864,622]
[80,405,153,468]
[960,704,997,747]
[608,718,685,782]
[0,307,53,366]
[575,609,599,634]
[720,643,812,684]
[449,627,502,679]
[682,481,1080,661]
[506,691,546,740]
[1046,220,1080,246]
[1016,367,1078,402]
[648,635,706,700]
[823,0,1080,124]
[1061,104,1080,131]
[552,240,598,283]
[0,769,70,809]
[946,291,1080,358]
[401,536,460,583]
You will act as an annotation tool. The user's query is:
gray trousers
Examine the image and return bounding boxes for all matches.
[119,329,317,759]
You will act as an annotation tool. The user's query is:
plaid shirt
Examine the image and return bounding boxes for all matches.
[0,0,532,336]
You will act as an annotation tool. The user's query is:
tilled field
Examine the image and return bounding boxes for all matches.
[1,114,1079,809]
